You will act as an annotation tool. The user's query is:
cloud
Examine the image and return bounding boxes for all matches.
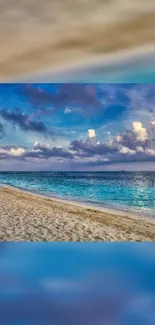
[20,85,56,106]
[10,147,26,157]
[116,121,149,150]
[70,121,155,167]
[0,122,4,138]
[88,129,96,138]
[70,139,117,157]
[120,146,135,155]
[88,129,97,146]
[1,120,155,168]
[126,84,155,114]
[0,145,26,160]
[0,143,73,161]
[132,122,148,142]
[26,143,73,159]
[20,84,102,118]
[64,108,72,114]
[0,109,55,138]
[150,121,155,143]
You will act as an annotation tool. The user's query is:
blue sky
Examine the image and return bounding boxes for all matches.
[0,83,155,170]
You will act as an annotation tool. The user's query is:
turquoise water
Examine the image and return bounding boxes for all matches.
[0,171,155,216]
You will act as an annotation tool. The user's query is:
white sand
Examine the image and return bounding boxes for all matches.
[0,186,155,241]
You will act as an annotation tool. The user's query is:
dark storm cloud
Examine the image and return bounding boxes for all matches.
[0,109,55,137]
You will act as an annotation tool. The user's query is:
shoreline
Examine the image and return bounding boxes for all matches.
[1,184,155,223]
[7,42,155,82]
[0,185,155,241]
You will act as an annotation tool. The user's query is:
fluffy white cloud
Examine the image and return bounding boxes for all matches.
[0,147,25,157]
[0,148,9,155]
[34,141,40,147]
[64,108,72,114]
[132,121,148,142]
[136,146,144,152]
[120,146,135,155]
[10,147,25,157]
[115,134,121,142]
[112,122,149,151]
[88,129,96,138]
[145,149,155,156]
[1,120,155,168]
[88,129,96,146]
[151,121,155,126]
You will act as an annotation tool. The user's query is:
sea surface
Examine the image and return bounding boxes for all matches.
[0,171,155,217]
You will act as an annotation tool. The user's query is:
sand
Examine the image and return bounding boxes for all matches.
[0,186,155,242]
[1,0,155,80]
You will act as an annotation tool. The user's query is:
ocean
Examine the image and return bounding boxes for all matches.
[0,171,155,217]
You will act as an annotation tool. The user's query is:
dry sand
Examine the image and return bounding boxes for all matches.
[1,0,155,79]
[0,186,155,242]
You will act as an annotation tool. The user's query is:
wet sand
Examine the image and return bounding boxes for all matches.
[0,186,155,241]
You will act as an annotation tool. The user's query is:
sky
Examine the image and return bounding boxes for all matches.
[0,242,155,324]
[0,83,155,171]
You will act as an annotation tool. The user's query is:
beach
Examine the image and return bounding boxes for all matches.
[0,186,155,241]
[1,0,155,80]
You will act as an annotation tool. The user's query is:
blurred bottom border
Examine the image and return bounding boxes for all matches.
[0,242,155,324]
